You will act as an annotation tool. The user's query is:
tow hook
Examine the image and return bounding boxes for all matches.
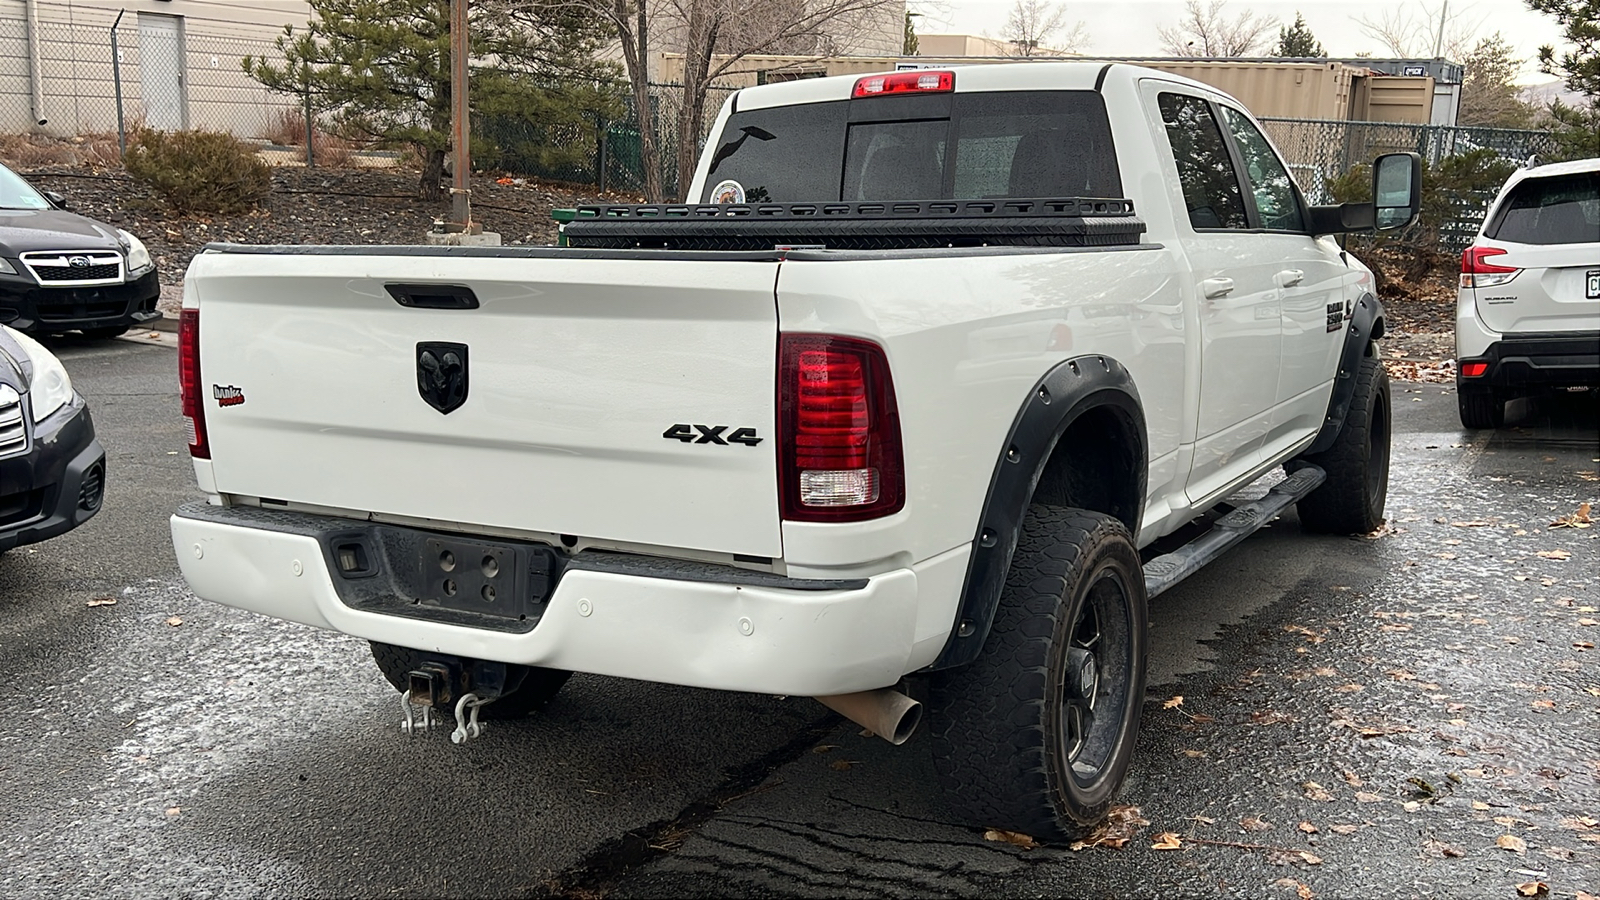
[398,657,517,743]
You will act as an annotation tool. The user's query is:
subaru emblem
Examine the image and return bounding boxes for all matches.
[68,255,91,268]
[416,342,469,414]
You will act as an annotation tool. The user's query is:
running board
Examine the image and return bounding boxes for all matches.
[1142,464,1326,599]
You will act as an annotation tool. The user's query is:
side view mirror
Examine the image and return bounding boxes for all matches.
[1307,151,1423,235]
[1372,152,1421,230]
[42,190,70,210]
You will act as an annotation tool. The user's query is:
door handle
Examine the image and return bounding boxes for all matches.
[1275,269,1305,288]
[1200,277,1235,299]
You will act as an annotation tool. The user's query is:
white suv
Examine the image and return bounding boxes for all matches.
[1456,158,1600,428]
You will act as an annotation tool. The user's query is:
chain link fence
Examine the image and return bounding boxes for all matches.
[1,2,300,148]
[1261,117,1558,250]
[476,82,736,198]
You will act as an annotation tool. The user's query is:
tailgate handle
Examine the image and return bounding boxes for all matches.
[385,283,479,310]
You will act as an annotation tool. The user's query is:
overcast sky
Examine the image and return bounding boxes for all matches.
[922,0,1569,84]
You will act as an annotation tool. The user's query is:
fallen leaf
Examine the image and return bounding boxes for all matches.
[86,597,117,607]
[1297,850,1323,865]
[984,829,1039,850]
[1355,791,1384,803]
[829,760,856,771]
[1336,683,1365,693]
[1329,824,1360,835]
[1575,641,1595,650]
[1537,549,1572,560]
[1549,503,1592,529]
[1515,881,1548,897]
[1240,815,1273,832]
[1179,749,1206,759]
[1190,815,1216,825]
[1578,618,1599,627]
[1561,816,1599,830]
[1531,699,1556,709]
[1473,801,1491,810]
[1302,782,1334,802]
[811,744,838,754]
[1150,831,1182,850]
[164,806,181,816]
[1576,892,1596,900]
[1298,820,1319,834]
[1068,803,1149,850]
[1190,714,1217,724]
[1253,710,1294,725]
[1313,667,1338,677]
[1341,771,1363,787]
[1496,834,1527,854]
[1403,801,1422,812]
[164,616,183,627]
[1451,520,1490,527]
[1297,884,1315,900]
[1163,695,1184,709]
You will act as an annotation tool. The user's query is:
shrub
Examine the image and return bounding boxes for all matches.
[261,108,357,167]
[124,128,271,213]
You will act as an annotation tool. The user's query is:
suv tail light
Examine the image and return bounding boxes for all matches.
[778,334,904,522]
[852,71,954,98]
[178,308,210,458]
[1460,247,1519,288]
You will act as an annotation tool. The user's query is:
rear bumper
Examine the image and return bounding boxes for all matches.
[0,269,161,332]
[1457,332,1600,392]
[170,503,967,696]
[0,396,106,552]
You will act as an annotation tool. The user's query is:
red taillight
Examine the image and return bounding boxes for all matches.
[1460,361,1489,378]
[1460,247,1519,288]
[178,308,209,458]
[852,70,954,98]
[779,334,904,522]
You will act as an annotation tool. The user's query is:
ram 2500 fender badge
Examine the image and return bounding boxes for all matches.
[416,342,469,414]
[662,424,762,446]
[213,385,245,407]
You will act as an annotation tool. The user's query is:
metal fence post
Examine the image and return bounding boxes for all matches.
[110,9,126,158]
[303,67,314,168]
[595,110,608,193]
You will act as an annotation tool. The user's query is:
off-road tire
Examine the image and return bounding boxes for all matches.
[369,642,571,720]
[1290,351,1390,534]
[81,325,131,340]
[927,505,1147,842]
[1457,384,1505,429]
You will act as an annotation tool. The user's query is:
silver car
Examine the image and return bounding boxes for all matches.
[1456,158,1600,428]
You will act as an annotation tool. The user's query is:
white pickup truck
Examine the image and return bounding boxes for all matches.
[171,63,1419,840]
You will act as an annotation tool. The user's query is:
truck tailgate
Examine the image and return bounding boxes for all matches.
[188,248,783,558]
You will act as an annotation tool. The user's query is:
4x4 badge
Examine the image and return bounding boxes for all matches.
[663,424,762,446]
[416,342,469,414]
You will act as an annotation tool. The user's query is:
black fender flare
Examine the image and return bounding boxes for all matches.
[1304,292,1385,457]
[924,354,1147,671]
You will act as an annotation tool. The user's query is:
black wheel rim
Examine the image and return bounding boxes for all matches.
[1058,566,1134,789]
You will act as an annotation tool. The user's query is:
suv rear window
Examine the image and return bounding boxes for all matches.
[1487,172,1600,245]
[701,91,1121,203]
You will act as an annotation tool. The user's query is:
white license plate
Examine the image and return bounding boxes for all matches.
[1588,270,1600,299]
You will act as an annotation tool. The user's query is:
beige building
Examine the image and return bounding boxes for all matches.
[2,0,311,137]
[657,50,1442,125]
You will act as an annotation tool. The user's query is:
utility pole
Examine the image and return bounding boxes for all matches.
[449,0,478,234]
[1432,0,1448,58]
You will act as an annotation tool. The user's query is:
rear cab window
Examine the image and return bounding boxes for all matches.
[1487,172,1600,245]
[701,91,1122,203]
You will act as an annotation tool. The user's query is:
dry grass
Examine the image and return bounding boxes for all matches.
[260,109,358,167]
[0,131,122,168]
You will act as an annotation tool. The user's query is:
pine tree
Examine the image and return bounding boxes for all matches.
[904,10,919,55]
[1526,0,1600,160]
[1459,34,1534,128]
[1273,12,1324,58]
[246,0,619,200]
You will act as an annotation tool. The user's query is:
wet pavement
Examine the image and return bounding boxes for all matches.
[2,339,1595,899]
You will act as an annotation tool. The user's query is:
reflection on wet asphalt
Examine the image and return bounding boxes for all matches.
[2,340,1595,899]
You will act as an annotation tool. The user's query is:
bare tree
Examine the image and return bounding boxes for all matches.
[1157,0,1276,57]
[1354,1,1481,60]
[1001,0,1088,56]
[575,0,901,200]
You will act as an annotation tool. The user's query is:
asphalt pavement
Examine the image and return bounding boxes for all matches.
[1,338,1595,899]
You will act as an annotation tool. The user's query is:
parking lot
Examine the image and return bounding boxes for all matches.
[1,336,1596,899]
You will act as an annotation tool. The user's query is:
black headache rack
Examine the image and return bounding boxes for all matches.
[562,198,1145,251]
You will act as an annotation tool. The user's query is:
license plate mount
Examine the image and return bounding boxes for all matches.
[419,535,540,622]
